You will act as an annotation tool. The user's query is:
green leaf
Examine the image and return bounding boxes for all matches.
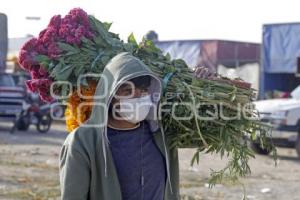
[35,55,50,63]
[40,62,50,70]
[101,55,111,64]
[230,94,236,102]
[50,63,63,78]
[109,32,120,39]
[48,62,56,71]
[123,43,134,53]
[251,129,257,141]
[128,33,138,46]
[165,53,171,61]
[50,62,73,81]
[94,36,107,47]
[55,65,74,81]
[143,38,160,53]
[75,65,86,76]
[91,52,104,69]
[191,151,200,166]
[58,42,79,53]
[81,37,93,45]
[63,51,78,56]
[103,22,112,31]
[89,16,111,44]
[81,47,93,54]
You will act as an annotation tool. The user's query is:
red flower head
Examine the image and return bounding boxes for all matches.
[18,38,41,71]
[48,15,62,28]
[38,79,54,102]
[38,67,49,77]
[41,27,58,44]
[26,79,54,102]
[21,38,38,51]
[19,8,96,103]
[47,43,61,58]
[25,79,40,92]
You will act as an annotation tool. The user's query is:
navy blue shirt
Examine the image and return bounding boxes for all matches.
[107,121,166,200]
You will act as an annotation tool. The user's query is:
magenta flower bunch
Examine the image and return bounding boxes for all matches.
[18,8,95,102]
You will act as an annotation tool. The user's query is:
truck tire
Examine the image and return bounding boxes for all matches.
[250,142,271,155]
[296,133,300,159]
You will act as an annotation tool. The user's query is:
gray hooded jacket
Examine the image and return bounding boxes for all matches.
[59,52,180,200]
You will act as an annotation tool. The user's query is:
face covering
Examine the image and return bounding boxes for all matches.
[116,95,152,123]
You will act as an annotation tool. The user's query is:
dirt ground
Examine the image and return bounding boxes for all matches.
[0,121,299,200]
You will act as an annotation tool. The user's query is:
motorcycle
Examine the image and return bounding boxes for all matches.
[10,93,52,134]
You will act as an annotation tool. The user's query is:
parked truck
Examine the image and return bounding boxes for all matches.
[253,23,300,158]
[254,85,300,157]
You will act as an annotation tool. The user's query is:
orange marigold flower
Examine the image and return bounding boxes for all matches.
[65,80,97,132]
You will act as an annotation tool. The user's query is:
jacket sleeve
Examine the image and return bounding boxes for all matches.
[59,144,91,200]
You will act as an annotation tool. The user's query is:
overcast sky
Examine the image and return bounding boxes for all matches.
[2,0,300,43]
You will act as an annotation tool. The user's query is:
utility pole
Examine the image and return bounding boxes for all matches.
[0,13,8,73]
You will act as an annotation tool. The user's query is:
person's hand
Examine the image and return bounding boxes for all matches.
[194,66,216,80]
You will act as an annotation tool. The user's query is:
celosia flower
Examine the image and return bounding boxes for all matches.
[48,15,61,28]
[19,8,97,103]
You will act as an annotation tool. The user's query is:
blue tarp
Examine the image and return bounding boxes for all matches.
[263,23,300,73]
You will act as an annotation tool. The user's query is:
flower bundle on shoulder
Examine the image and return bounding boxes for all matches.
[19,8,276,188]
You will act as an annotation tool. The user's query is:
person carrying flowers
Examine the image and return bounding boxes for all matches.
[19,8,275,200]
[59,51,214,200]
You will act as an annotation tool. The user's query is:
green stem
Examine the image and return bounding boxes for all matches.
[182,82,209,148]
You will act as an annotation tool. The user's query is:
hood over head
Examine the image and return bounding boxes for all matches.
[82,52,164,176]
[86,52,162,129]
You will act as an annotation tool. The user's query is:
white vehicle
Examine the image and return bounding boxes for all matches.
[253,85,300,158]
